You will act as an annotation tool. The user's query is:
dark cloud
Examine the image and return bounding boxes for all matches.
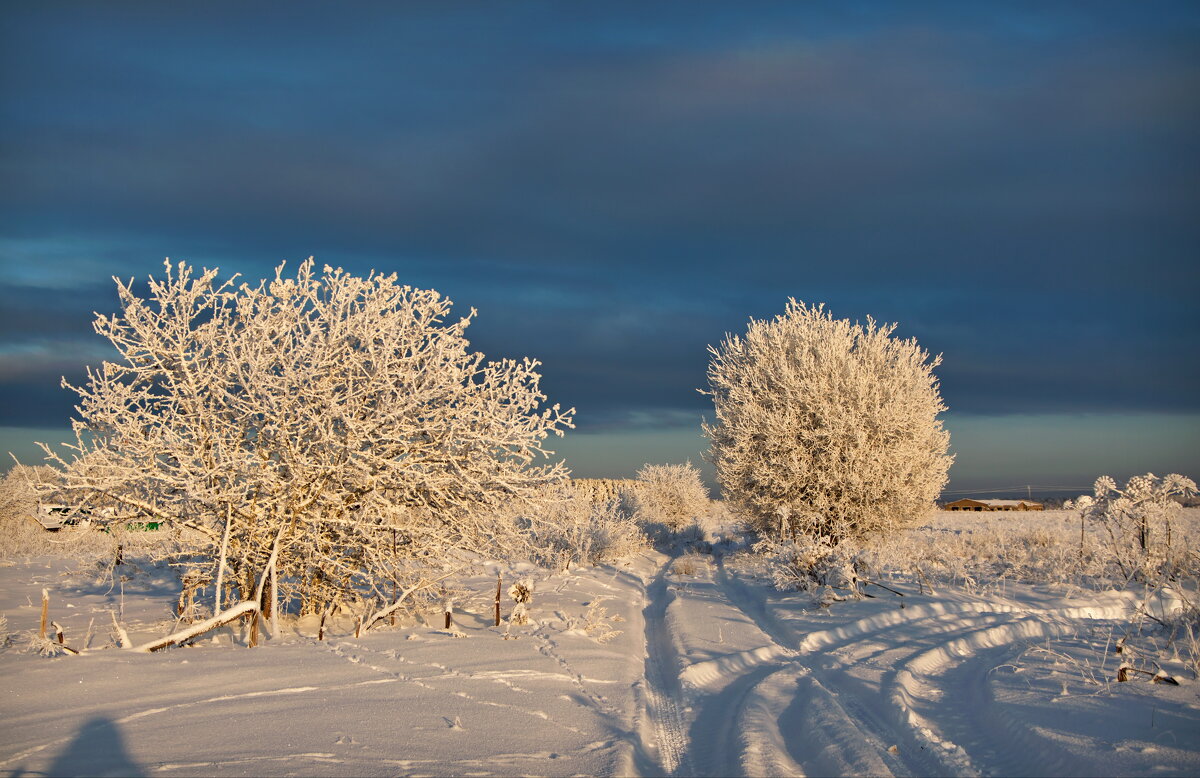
[1,2,1198,440]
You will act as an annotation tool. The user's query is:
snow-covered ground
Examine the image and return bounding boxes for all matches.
[2,511,1199,777]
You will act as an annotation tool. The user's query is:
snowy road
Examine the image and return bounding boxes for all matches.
[639,550,1200,777]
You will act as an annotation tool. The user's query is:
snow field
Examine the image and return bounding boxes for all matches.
[2,508,1199,776]
[0,559,650,777]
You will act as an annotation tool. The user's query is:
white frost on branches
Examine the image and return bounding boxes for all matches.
[1081,473,1196,582]
[28,259,574,643]
[631,462,710,531]
[704,300,951,544]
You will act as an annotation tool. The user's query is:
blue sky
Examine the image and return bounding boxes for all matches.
[1,2,1198,496]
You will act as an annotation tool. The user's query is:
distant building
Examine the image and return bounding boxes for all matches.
[944,498,1044,511]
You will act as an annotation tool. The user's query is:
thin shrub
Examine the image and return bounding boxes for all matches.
[525,493,647,570]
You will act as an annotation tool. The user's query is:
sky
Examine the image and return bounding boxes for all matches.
[1,2,1198,497]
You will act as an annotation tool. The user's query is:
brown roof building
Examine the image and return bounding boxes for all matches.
[944,498,1044,511]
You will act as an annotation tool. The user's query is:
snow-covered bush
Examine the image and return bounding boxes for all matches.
[1082,473,1197,582]
[754,536,867,604]
[570,478,640,507]
[630,462,710,531]
[526,493,647,569]
[507,579,533,626]
[571,597,624,643]
[0,466,49,557]
[0,466,119,560]
[22,259,574,643]
[704,300,951,544]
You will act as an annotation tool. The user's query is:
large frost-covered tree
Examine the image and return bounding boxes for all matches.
[31,259,573,646]
[704,300,951,544]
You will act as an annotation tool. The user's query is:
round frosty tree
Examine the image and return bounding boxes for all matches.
[704,300,951,544]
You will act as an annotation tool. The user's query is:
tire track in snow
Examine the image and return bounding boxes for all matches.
[637,556,693,776]
[789,592,1138,777]
[880,612,1095,777]
[704,556,906,776]
[698,560,1121,775]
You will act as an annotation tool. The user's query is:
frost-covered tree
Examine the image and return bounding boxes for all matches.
[1081,473,1196,581]
[631,462,710,530]
[704,300,951,544]
[29,259,574,647]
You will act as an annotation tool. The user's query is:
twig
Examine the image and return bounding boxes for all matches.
[861,578,905,597]
[110,610,131,648]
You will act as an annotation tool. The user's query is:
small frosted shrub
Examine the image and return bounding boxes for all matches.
[580,597,624,643]
[527,495,647,569]
[754,536,867,604]
[631,462,710,531]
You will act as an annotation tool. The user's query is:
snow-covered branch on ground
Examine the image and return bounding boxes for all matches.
[131,600,260,653]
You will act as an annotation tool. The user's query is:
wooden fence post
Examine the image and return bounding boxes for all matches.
[494,572,502,627]
[40,589,49,639]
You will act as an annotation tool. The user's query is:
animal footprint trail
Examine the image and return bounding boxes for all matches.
[530,627,618,718]
[322,638,588,735]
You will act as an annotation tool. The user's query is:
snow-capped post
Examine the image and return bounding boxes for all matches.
[494,572,502,627]
[509,580,532,626]
[24,258,574,651]
[50,622,74,653]
[704,300,951,545]
[442,587,453,630]
[318,604,331,641]
[39,588,48,640]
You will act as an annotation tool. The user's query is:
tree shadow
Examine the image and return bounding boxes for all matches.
[46,715,143,778]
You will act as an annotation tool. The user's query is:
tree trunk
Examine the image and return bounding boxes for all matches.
[214,504,233,616]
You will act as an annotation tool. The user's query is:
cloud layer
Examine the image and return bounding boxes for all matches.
[1,3,1197,464]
